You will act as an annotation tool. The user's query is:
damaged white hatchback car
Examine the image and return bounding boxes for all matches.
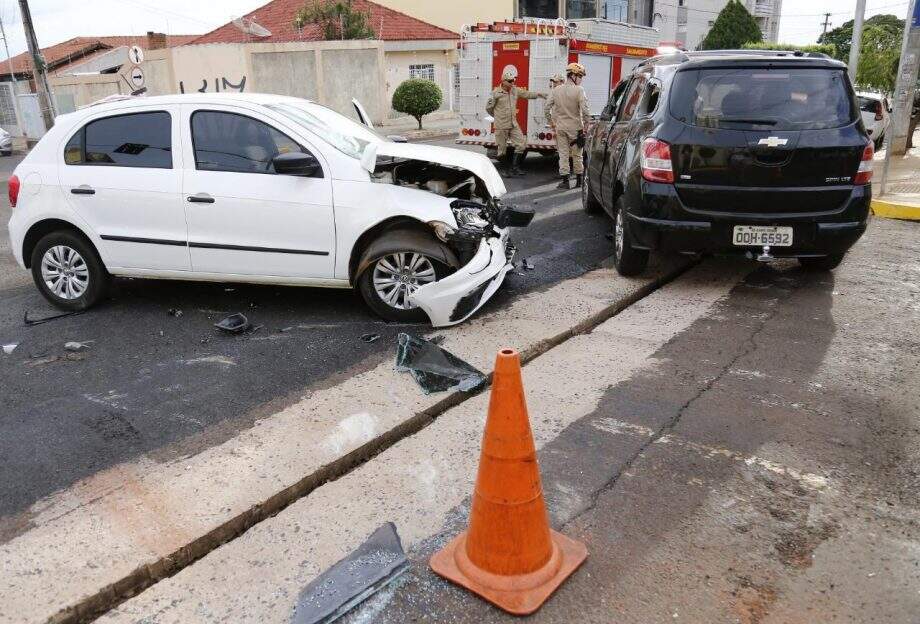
[6,94,532,326]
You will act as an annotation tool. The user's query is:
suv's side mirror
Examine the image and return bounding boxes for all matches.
[273,152,321,177]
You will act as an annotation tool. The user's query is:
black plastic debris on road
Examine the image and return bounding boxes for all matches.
[292,522,409,624]
[360,333,381,344]
[24,310,84,326]
[395,333,486,394]
[214,313,251,334]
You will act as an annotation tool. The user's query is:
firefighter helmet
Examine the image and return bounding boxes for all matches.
[501,67,518,82]
[566,62,586,77]
[550,73,565,84]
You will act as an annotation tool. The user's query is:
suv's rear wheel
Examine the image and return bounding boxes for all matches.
[31,231,109,310]
[613,197,649,277]
[799,253,845,271]
[358,250,450,322]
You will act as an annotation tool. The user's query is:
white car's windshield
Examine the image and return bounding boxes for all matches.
[266,102,388,159]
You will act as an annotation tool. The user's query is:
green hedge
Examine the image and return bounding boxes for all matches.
[741,42,836,56]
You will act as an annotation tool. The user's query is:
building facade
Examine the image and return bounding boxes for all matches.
[629,0,782,50]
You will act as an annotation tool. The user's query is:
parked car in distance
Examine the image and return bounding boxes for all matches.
[856,91,891,150]
[0,127,12,156]
[6,94,532,327]
[583,50,872,276]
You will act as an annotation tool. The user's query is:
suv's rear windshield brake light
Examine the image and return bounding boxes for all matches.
[854,143,873,185]
[641,138,674,184]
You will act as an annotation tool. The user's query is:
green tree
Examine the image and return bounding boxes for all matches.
[293,0,376,40]
[818,14,903,62]
[392,79,443,130]
[742,42,835,56]
[700,0,763,51]
[855,25,901,93]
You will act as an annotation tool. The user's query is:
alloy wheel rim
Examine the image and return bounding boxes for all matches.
[372,252,437,310]
[615,210,624,260]
[41,245,89,300]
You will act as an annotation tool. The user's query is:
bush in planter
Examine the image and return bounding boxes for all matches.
[392,79,443,130]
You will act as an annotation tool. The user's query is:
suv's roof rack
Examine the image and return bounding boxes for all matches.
[682,49,830,59]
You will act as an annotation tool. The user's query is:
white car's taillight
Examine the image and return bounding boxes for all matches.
[853,143,874,185]
[640,138,674,184]
[8,174,19,208]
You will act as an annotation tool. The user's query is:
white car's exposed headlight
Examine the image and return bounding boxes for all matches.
[428,221,456,242]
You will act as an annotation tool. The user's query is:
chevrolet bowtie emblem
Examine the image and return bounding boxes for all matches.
[758,136,788,147]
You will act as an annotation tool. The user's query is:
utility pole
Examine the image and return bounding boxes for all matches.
[821,13,832,38]
[17,0,55,129]
[848,0,866,82]
[880,0,920,191]
[0,14,25,138]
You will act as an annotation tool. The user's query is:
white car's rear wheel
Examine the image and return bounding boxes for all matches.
[30,231,109,311]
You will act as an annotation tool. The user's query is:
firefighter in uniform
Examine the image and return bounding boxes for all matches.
[545,62,591,189]
[486,68,546,177]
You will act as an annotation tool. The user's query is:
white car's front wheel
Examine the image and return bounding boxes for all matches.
[358,250,450,322]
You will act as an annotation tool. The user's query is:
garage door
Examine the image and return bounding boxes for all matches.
[578,54,612,116]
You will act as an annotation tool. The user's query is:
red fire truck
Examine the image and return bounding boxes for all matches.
[456,18,661,156]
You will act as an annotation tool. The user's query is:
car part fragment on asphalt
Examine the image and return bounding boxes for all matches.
[214,313,251,334]
[168,308,183,317]
[395,333,485,394]
[360,333,380,344]
[430,348,587,615]
[522,258,535,270]
[23,309,84,326]
[64,341,91,352]
[291,522,409,624]
[2,343,18,354]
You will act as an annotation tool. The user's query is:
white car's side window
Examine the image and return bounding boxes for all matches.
[64,111,173,169]
[190,111,317,175]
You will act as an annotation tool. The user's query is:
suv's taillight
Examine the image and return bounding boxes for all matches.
[854,143,874,185]
[640,138,674,184]
[8,174,19,208]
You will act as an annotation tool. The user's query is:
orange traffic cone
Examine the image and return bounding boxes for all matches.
[430,348,587,615]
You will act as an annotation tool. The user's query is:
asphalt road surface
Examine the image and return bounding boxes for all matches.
[0,142,610,523]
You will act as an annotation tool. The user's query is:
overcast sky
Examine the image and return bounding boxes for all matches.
[0,0,914,60]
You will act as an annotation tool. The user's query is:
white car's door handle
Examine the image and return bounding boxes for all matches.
[70,185,95,195]
[187,193,215,204]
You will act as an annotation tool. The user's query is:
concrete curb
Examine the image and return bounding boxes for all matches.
[871,199,920,221]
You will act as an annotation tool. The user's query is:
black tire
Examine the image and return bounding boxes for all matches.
[799,253,845,271]
[358,249,452,322]
[30,230,109,311]
[582,172,602,214]
[612,197,649,277]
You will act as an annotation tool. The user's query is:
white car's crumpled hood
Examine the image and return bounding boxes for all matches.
[361,142,507,199]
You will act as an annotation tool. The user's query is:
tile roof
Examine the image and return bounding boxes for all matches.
[1,35,199,77]
[190,0,458,45]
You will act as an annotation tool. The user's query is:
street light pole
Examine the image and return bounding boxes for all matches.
[17,0,56,129]
[848,0,866,83]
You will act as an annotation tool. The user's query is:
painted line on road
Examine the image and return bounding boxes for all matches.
[591,418,829,490]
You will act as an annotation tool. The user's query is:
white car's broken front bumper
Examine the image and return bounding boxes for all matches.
[409,233,513,328]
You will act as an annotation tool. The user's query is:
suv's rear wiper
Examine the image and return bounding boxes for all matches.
[720,118,777,126]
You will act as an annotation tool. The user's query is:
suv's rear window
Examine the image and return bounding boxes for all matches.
[669,67,855,130]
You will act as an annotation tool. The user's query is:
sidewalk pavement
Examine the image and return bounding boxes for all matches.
[380,114,460,141]
[872,129,920,221]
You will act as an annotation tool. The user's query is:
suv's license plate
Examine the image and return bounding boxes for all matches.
[733,226,793,247]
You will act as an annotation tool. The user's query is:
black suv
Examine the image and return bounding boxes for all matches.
[583,50,872,276]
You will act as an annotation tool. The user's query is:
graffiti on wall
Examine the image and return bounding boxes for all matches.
[179,76,247,94]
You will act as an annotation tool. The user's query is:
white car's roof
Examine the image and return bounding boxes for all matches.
[855,91,885,100]
[60,93,314,122]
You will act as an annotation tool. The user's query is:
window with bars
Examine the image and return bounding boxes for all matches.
[409,64,435,82]
[0,85,18,127]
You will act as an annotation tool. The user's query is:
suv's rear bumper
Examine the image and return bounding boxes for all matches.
[626,182,871,258]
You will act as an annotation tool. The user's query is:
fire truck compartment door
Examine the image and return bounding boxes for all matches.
[578,54,613,116]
